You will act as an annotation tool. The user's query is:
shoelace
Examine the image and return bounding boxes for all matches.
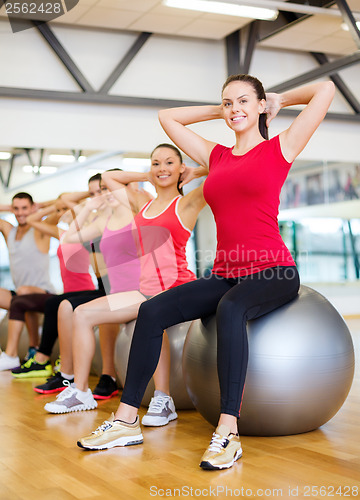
[55,381,74,401]
[92,420,113,435]
[207,433,229,453]
[148,395,169,412]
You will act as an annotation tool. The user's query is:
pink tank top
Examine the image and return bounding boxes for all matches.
[99,222,141,294]
[57,235,95,293]
[134,195,196,297]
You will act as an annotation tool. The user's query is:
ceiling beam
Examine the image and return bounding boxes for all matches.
[311,52,360,113]
[4,151,123,193]
[99,32,152,94]
[225,30,241,76]
[32,21,95,93]
[267,51,360,93]
[0,86,359,122]
[335,0,360,49]
[243,21,259,74]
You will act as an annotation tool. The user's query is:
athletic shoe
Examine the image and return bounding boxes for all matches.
[141,390,178,427]
[0,352,20,371]
[11,357,53,378]
[93,374,118,400]
[44,383,97,414]
[200,424,242,470]
[77,414,143,450]
[34,372,74,394]
[24,346,38,362]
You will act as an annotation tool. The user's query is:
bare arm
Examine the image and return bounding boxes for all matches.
[101,170,153,212]
[63,198,104,244]
[26,205,60,239]
[0,204,12,212]
[60,191,89,209]
[265,81,335,163]
[158,106,221,168]
[179,164,209,189]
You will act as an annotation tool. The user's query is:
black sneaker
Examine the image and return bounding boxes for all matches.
[33,372,74,394]
[12,357,53,378]
[93,374,119,400]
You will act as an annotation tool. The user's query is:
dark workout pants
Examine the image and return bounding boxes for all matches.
[121,266,300,418]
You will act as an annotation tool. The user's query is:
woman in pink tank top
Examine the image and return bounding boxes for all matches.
[45,144,207,422]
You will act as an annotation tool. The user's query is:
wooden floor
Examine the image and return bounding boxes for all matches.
[0,319,359,500]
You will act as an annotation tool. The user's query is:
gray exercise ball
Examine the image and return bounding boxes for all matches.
[90,326,102,377]
[115,320,194,409]
[182,285,355,436]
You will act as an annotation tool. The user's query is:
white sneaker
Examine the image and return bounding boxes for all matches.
[0,352,20,371]
[141,390,178,427]
[44,382,98,414]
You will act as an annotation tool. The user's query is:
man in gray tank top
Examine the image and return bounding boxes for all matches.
[0,192,55,370]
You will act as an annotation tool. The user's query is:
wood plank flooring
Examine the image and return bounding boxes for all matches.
[0,319,359,500]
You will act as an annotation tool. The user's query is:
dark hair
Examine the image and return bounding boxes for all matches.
[88,173,102,183]
[222,74,268,140]
[150,143,184,195]
[12,192,34,205]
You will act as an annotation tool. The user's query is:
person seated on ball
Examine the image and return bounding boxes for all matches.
[44,144,207,425]
[77,74,334,470]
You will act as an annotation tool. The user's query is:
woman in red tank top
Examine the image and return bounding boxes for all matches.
[77,75,335,469]
[44,144,206,422]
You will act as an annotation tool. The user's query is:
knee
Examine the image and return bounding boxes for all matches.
[58,299,73,316]
[216,295,246,324]
[137,299,158,323]
[16,286,31,296]
[72,303,90,325]
[44,295,60,315]
[9,296,26,322]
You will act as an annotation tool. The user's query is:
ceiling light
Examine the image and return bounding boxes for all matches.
[341,21,360,31]
[22,165,58,174]
[163,0,278,21]
[0,152,11,160]
[48,154,75,163]
[122,158,151,168]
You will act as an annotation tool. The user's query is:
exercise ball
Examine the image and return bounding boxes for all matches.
[90,326,102,376]
[115,320,194,409]
[183,285,355,436]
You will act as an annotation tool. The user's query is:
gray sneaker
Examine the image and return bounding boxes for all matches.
[44,382,97,414]
[141,391,178,427]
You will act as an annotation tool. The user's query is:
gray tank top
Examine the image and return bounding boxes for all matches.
[7,226,55,292]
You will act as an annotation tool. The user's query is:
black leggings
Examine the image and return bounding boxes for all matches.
[121,266,300,418]
[38,289,106,356]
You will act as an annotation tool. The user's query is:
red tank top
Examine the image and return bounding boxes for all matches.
[57,235,95,293]
[203,135,295,277]
[134,195,196,296]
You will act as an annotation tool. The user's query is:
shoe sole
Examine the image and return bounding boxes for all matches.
[12,370,53,379]
[77,434,144,450]
[93,390,119,400]
[200,449,243,471]
[44,403,98,414]
[141,412,178,427]
[34,386,66,394]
